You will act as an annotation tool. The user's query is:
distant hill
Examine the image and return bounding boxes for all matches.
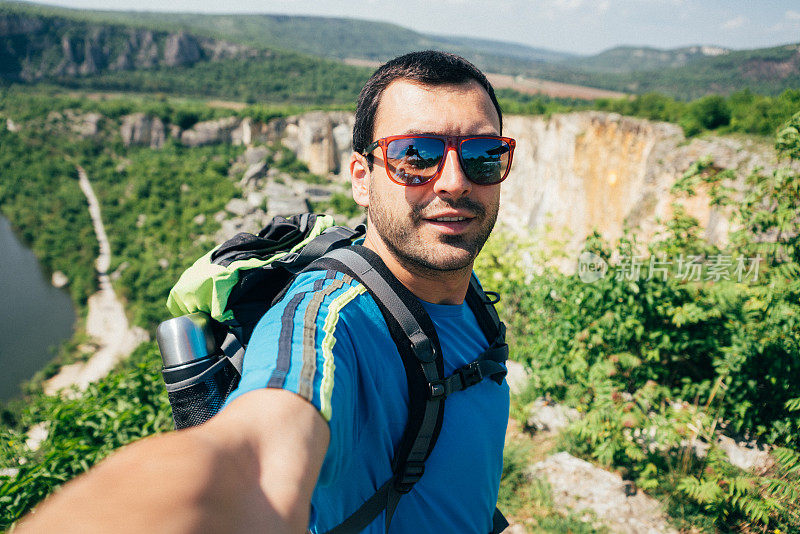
[1,1,799,100]
[591,43,800,98]
[563,45,731,73]
[0,2,573,66]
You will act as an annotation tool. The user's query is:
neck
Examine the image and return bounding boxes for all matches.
[362,228,472,305]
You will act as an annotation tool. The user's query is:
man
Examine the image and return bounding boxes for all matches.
[18,50,514,533]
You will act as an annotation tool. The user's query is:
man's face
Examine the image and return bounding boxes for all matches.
[355,79,503,273]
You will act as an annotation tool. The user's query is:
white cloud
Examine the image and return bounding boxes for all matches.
[786,10,800,21]
[722,15,746,30]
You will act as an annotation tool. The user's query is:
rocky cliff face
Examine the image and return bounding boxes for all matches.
[110,109,783,255]
[0,13,251,80]
[500,112,778,256]
[120,111,354,179]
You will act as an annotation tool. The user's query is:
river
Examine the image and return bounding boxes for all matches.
[0,215,76,401]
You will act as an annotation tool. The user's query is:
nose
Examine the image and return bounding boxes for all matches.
[432,146,471,199]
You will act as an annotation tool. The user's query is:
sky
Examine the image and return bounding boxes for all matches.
[18,0,800,55]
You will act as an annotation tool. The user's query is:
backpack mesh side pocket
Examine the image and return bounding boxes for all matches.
[164,357,240,430]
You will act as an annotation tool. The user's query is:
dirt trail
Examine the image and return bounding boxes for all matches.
[44,166,148,395]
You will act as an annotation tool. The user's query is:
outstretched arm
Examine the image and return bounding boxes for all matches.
[16,388,329,534]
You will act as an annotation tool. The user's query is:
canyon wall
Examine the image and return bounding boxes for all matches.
[34,108,782,254]
[0,13,253,80]
[499,112,777,254]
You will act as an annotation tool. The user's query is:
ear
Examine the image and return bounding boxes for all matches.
[350,152,371,208]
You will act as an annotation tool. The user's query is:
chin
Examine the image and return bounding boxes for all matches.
[403,243,478,273]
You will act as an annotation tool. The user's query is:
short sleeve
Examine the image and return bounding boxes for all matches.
[223,271,367,484]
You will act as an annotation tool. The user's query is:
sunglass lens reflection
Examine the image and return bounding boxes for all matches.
[460,139,510,185]
[385,137,445,185]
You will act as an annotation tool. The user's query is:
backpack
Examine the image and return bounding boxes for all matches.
[156,213,510,534]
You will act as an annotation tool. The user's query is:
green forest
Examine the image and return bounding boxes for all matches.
[0,70,799,533]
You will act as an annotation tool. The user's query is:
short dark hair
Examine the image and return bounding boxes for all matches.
[352,50,503,157]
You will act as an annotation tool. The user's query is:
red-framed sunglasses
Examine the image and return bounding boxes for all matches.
[363,134,516,186]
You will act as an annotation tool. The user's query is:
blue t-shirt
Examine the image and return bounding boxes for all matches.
[224,269,510,533]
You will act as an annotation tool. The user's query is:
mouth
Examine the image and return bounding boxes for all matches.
[422,213,476,234]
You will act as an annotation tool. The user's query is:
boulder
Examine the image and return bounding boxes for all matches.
[225,198,253,217]
[528,452,677,534]
[526,399,581,433]
[232,117,254,146]
[120,113,166,148]
[716,436,773,473]
[181,116,241,147]
[51,271,69,288]
[246,192,266,210]
[264,182,309,217]
[505,360,529,395]
[244,146,270,166]
[275,111,354,178]
[241,161,269,187]
[69,112,102,137]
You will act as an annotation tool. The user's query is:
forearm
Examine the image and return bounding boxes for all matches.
[16,427,291,534]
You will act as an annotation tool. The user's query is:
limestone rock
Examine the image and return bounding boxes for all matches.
[527,399,581,433]
[135,30,159,68]
[275,111,354,178]
[120,113,166,148]
[51,270,69,288]
[6,118,20,132]
[225,198,253,217]
[79,33,105,75]
[264,181,309,217]
[505,360,530,395]
[244,146,270,166]
[499,112,783,271]
[164,32,201,67]
[232,117,254,146]
[716,436,773,473]
[528,452,677,534]
[67,112,102,137]
[181,117,241,147]
[246,192,266,210]
[241,161,269,187]
[193,214,207,226]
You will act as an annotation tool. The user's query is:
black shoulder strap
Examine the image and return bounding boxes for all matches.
[465,273,509,374]
[307,246,446,534]
[305,246,508,533]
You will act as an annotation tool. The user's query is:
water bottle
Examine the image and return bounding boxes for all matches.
[156,312,238,429]
[157,312,218,381]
